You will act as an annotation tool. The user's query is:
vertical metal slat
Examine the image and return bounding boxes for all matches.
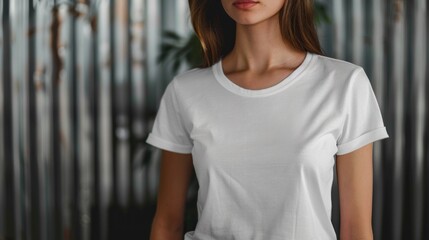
[410,0,426,239]
[97,1,113,239]
[1,0,16,239]
[27,1,41,239]
[11,1,24,239]
[351,0,364,65]
[0,0,6,236]
[389,0,406,239]
[370,0,387,239]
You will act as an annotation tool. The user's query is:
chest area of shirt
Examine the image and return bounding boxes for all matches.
[187,93,342,158]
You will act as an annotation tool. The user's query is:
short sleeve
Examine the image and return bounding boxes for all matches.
[145,79,193,154]
[336,67,389,155]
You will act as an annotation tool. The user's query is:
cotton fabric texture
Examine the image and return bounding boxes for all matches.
[146,51,389,240]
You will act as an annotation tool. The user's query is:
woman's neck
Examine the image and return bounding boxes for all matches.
[226,13,302,72]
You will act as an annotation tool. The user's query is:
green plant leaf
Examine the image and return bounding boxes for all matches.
[314,2,331,26]
[163,30,182,41]
[157,42,178,62]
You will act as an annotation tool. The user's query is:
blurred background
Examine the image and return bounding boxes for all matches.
[0,0,428,240]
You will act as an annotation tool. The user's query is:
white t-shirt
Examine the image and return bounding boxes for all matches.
[146,51,389,240]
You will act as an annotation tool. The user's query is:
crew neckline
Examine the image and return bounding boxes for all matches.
[212,51,313,97]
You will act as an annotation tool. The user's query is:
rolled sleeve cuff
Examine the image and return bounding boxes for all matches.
[336,126,389,155]
[146,133,193,154]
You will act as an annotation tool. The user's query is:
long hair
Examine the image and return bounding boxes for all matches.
[188,0,324,68]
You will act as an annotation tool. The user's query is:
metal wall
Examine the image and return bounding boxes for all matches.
[0,0,428,240]
[318,0,428,240]
[0,0,151,239]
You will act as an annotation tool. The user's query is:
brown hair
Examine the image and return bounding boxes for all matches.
[188,0,324,68]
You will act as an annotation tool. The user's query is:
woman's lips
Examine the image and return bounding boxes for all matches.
[233,1,259,10]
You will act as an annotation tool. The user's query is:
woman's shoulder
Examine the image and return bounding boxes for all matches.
[172,65,216,88]
[310,53,367,87]
[313,53,363,73]
[168,65,217,100]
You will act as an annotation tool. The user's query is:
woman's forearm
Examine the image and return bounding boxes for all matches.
[340,223,374,240]
[150,227,182,240]
[150,216,184,240]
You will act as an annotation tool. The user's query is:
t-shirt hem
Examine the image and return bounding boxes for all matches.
[146,133,193,154]
[336,126,389,155]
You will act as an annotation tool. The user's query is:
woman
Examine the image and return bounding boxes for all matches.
[147,0,389,239]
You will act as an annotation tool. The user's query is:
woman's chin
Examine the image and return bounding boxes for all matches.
[233,15,278,27]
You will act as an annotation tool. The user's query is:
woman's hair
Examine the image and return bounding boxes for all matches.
[188,0,324,68]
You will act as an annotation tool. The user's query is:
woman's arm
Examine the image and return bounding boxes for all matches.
[150,150,194,240]
[336,143,374,240]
